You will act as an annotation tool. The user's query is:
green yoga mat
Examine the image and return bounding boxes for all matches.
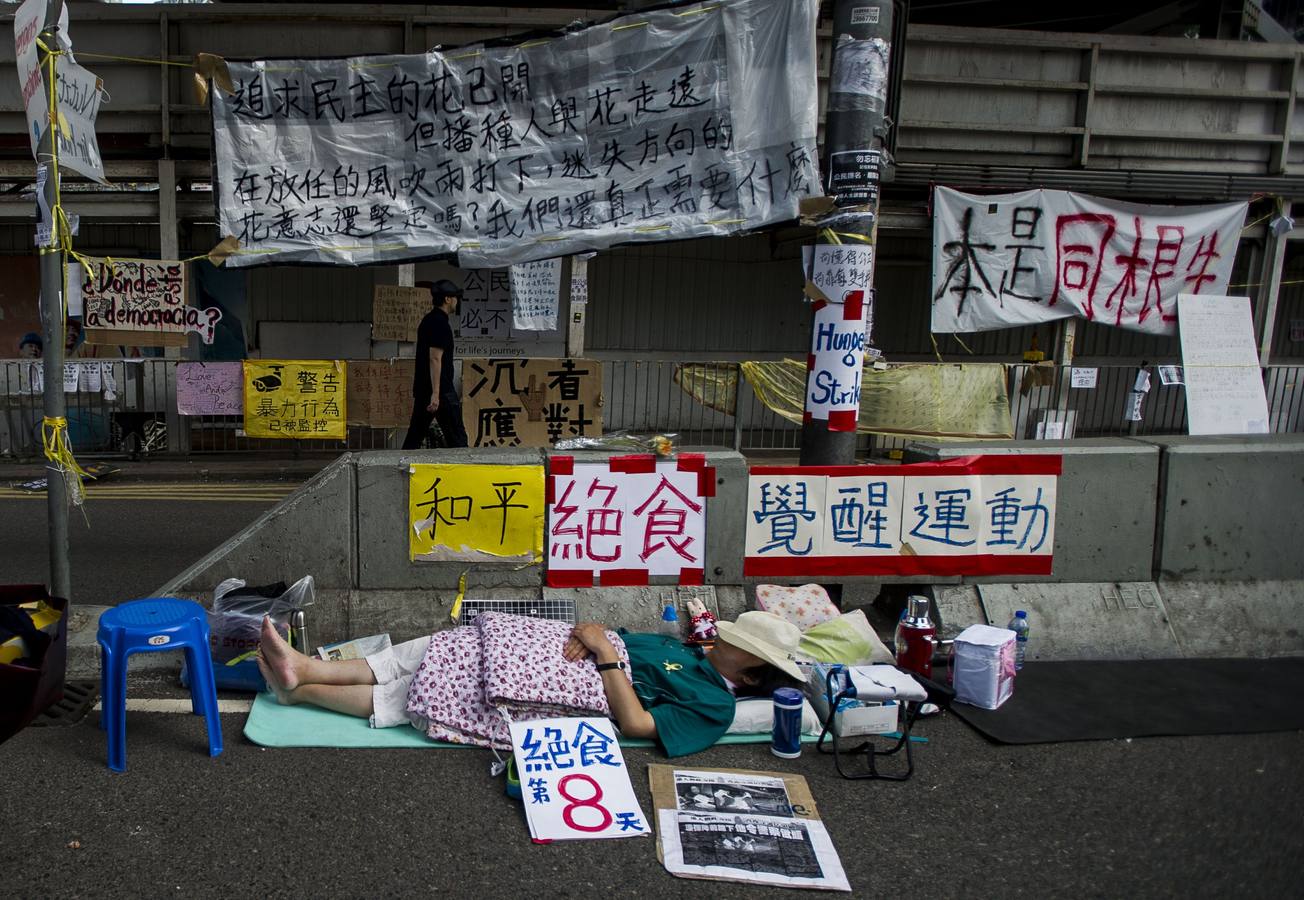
[243,692,819,749]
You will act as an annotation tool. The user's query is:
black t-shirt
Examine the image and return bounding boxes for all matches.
[413,308,456,401]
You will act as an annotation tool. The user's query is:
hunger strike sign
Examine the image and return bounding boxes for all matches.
[931,187,1247,336]
[210,0,820,268]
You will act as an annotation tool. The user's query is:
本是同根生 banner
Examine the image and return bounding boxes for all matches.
[931,187,1247,336]
[210,0,819,269]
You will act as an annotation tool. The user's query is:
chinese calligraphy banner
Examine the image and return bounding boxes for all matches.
[176,361,243,415]
[372,285,432,342]
[408,463,544,563]
[744,456,1060,578]
[511,258,563,331]
[547,454,713,587]
[210,0,819,269]
[931,187,1247,336]
[347,358,416,428]
[242,359,347,439]
[80,257,222,345]
[510,716,649,842]
[463,357,602,447]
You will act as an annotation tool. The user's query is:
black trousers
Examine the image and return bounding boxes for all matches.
[401,395,469,449]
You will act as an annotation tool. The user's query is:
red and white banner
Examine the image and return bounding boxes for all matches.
[931,187,1247,336]
[547,454,714,587]
[744,455,1060,577]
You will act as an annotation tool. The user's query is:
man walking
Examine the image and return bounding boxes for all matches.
[402,279,469,450]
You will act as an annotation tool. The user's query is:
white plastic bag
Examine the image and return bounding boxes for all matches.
[207,575,315,664]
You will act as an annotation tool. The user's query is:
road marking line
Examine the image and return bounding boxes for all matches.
[92,698,253,714]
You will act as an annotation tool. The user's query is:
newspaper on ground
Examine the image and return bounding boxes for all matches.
[315,633,392,661]
[649,766,850,892]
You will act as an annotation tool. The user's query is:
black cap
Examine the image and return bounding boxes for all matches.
[418,278,463,298]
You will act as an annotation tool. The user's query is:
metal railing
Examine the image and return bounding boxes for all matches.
[3,358,1301,459]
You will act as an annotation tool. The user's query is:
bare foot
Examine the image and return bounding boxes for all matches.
[257,615,304,691]
[256,656,298,706]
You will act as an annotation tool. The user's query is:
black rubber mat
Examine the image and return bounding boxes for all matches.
[31,680,98,727]
[950,658,1304,744]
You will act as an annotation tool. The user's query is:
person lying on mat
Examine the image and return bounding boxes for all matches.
[255,610,804,757]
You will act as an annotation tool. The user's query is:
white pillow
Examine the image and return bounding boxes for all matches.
[727,697,822,736]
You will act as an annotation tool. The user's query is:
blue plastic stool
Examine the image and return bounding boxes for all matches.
[97,598,223,772]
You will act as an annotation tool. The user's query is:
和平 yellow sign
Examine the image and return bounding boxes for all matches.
[243,360,347,440]
[409,464,544,563]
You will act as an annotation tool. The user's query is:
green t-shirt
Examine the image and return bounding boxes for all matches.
[621,632,736,757]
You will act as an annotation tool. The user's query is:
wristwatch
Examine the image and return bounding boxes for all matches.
[595,661,626,673]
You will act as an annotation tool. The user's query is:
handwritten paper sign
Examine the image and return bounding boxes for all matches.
[242,359,347,439]
[932,187,1247,336]
[458,269,513,340]
[408,463,544,563]
[744,456,1060,577]
[1177,294,1270,435]
[80,257,222,345]
[176,361,243,415]
[510,717,649,842]
[52,58,106,184]
[547,455,711,587]
[371,285,431,342]
[14,0,68,158]
[211,0,819,269]
[347,358,415,427]
[511,258,563,331]
[803,244,874,430]
[1070,367,1098,389]
[463,358,602,447]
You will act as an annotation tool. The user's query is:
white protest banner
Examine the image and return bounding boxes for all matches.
[52,58,106,183]
[210,0,819,269]
[510,717,649,842]
[80,257,223,344]
[744,456,1060,577]
[547,455,711,587]
[1177,294,1270,435]
[931,187,1247,336]
[511,258,563,331]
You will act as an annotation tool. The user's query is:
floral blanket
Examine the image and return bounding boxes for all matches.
[405,612,630,749]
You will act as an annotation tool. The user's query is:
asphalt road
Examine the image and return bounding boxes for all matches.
[0,484,292,603]
[2,696,1300,899]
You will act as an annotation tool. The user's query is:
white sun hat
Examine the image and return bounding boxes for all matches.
[715,610,805,681]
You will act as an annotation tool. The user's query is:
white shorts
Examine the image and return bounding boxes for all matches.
[365,635,433,730]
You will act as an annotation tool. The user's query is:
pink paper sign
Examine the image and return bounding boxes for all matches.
[176,361,243,415]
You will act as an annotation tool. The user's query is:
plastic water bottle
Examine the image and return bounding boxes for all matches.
[659,603,681,639]
[1007,610,1029,670]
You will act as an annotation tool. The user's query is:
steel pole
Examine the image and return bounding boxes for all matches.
[799,0,895,466]
[36,1,71,600]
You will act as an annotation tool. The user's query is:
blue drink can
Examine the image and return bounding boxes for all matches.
[771,687,803,759]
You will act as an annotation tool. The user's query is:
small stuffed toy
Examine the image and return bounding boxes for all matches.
[686,598,718,644]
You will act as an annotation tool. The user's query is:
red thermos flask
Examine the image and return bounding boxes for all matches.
[894,595,937,678]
